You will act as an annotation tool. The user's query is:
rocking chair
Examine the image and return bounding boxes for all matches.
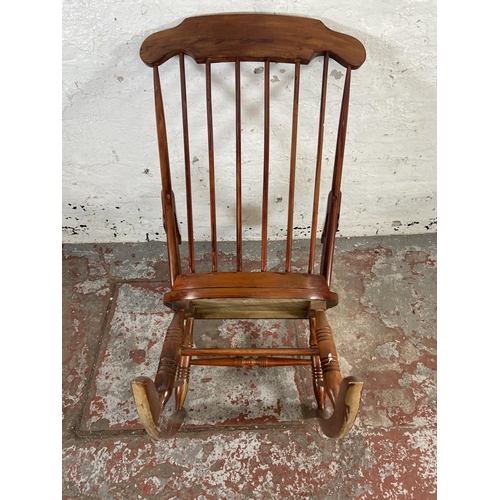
[131,13,366,440]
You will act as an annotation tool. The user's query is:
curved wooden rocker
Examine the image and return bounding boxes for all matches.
[131,14,366,440]
[317,376,364,438]
[130,376,186,440]
[131,311,190,440]
[310,310,364,439]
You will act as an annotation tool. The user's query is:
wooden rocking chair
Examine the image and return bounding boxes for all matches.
[131,13,366,440]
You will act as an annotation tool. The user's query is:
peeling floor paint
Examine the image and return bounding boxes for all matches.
[63,234,436,499]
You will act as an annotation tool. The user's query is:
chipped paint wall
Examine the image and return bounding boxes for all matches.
[62,0,436,243]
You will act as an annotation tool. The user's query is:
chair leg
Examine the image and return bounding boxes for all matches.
[313,309,363,438]
[309,317,326,411]
[131,310,187,440]
[175,317,193,411]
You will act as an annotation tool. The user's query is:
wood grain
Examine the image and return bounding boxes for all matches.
[172,271,333,291]
[320,65,352,285]
[140,14,366,68]
[285,61,300,272]
[179,52,195,273]
[133,14,366,440]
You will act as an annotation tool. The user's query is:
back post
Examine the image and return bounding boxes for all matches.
[320,64,352,285]
[153,65,181,284]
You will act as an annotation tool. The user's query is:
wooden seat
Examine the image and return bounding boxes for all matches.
[131,13,366,440]
[165,272,338,318]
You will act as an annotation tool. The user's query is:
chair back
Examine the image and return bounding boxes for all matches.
[140,14,366,286]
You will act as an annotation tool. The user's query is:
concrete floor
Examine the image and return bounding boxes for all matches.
[62,233,436,499]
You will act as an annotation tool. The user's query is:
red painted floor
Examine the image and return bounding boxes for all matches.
[62,234,436,499]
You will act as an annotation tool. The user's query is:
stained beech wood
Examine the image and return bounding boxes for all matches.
[317,376,363,438]
[175,317,193,411]
[179,299,327,320]
[154,66,180,284]
[133,14,366,441]
[261,59,270,272]
[190,357,312,367]
[286,60,300,272]
[182,347,318,357]
[235,59,243,272]
[313,309,343,403]
[131,376,186,440]
[206,61,218,272]
[312,309,363,438]
[164,272,339,312]
[165,288,337,310]
[309,54,329,274]
[140,14,366,68]
[154,309,185,406]
[309,315,326,410]
[172,271,333,290]
[179,53,195,273]
[320,65,351,285]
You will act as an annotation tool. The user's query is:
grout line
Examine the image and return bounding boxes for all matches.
[75,280,119,438]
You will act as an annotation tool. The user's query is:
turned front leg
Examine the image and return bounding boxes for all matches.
[309,316,326,410]
[314,309,343,407]
[175,317,193,411]
[155,310,185,407]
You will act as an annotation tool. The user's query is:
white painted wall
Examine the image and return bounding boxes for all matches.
[62,0,436,243]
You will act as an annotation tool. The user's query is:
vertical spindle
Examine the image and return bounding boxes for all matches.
[206,60,218,272]
[309,53,330,274]
[285,60,301,272]
[235,59,243,272]
[179,53,195,273]
[261,59,270,272]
